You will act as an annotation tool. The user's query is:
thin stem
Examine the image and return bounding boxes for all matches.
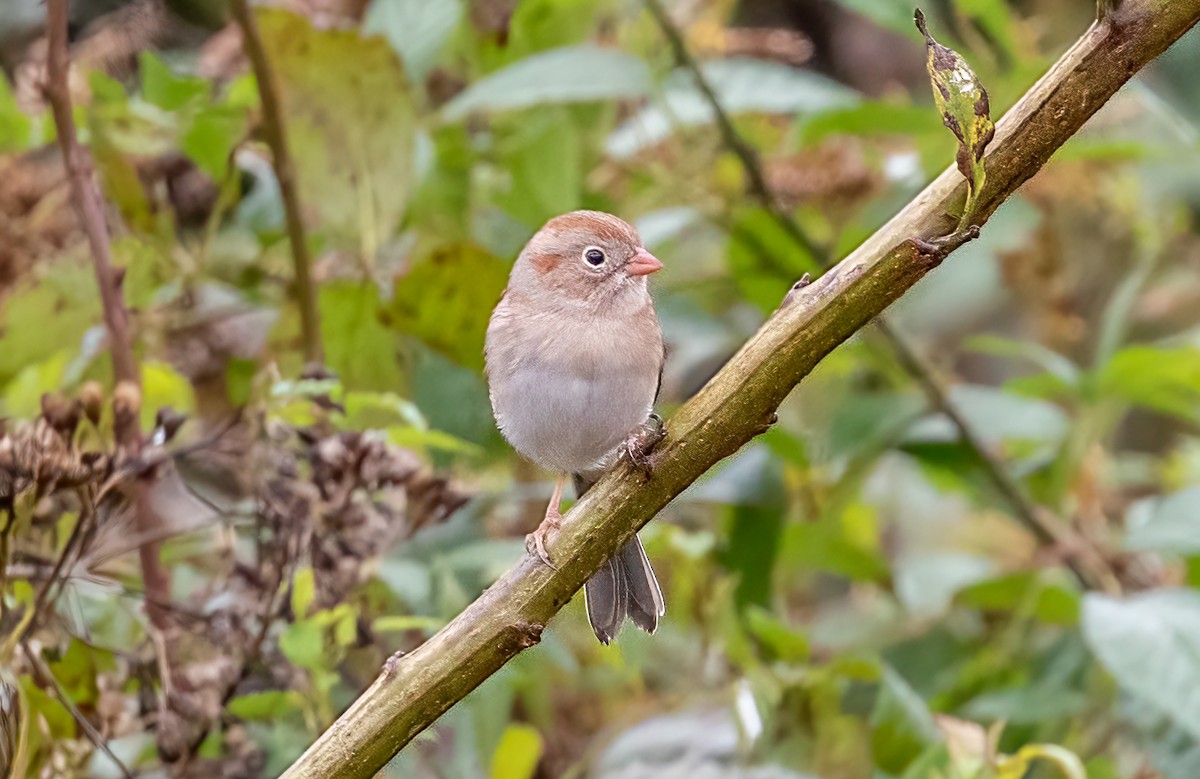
[43,0,174,631]
[872,321,1119,592]
[22,642,135,779]
[643,0,827,264]
[229,0,323,365]
[643,0,1112,589]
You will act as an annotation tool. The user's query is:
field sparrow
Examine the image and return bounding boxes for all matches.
[485,211,667,644]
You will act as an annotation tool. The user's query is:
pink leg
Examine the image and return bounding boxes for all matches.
[526,473,566,568]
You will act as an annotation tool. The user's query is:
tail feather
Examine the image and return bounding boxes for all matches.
[575,474,664,644]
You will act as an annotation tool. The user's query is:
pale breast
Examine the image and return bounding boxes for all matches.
[486,297,663,474]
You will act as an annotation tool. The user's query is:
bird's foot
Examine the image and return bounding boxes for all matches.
[621,413,666,477]
[525,510,562,569]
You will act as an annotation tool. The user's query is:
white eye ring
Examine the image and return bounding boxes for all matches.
[582,246,606,268]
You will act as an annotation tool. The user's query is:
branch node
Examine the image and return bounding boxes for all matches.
[781,273,813,307]
[383,650,405,677]
[508,621,544,650]
[909,224,981,265]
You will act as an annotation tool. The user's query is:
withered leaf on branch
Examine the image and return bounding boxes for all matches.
[915,8,995,226]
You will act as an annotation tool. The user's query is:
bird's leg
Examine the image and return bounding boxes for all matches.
[526,472,566,569]
[620,413,666,477]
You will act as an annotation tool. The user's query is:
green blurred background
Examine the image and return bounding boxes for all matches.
[2,0,1200,777]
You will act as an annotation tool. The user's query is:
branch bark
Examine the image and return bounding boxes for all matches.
[229,0,323,365]
[283,3,1200,776]
[644,0,1115,590]
[44,0,173,631]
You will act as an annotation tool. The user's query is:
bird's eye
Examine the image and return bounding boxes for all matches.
[583,247,606,267]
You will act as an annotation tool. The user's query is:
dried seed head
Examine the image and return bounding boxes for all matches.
[79,380,104,426]
[113,381,142,433]
[40,392,81,440]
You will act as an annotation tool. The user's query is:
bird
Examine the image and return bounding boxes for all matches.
[485,210,667,644]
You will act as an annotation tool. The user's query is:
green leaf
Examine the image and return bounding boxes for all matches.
[364,0,462,81]
[956,571,1081,625]
[140,52,209,110]
[387,244,509,371]
[781,503,889,582]
[871,666,940,774]
[2,351,71,419]
[965,335,1081,387]
[141,360,196,431]
[280,620,326,671]
[722,504,784,610]
[0,265,101,387]
[489,723,543,779]
[228,690,302,721]
[905,384,1070,463]
[386,425,482,455]
[494,107,583,226]
[1083,590,1200,741]
[291,567,316,619]
[442,46,651,120]
[257,8,414,248]
[0,74,35,153]
[743,606,810,663]
[950,0,1021,62]
[1125,487,1200,554]
[372,615,444,634]
[800,102,941,145]
[1099,345,1200,422]
[608,59,858,158]
[915,9,994,220]
[319,283,404,391]
[833,0,921,36]
[181,104,248,180]
[1000,744,1087,779]
[20,674,75,742]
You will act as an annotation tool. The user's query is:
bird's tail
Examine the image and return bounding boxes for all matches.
[574,474,665,644]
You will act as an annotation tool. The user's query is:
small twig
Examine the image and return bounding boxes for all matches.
[643,0,827,264]
[229,0,323,365]
[43,0,174,632]
[872,322,1119,592]
[21,643,135,779]
[643,0,1113,590]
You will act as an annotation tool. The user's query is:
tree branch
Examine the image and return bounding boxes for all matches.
[282,3,1200,776]
[643,0,1117,590]
[229,0,323,365]
[43,0,173,632]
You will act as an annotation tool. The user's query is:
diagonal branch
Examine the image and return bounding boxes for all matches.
[644,0,1116,591]
[282,3,1200,776]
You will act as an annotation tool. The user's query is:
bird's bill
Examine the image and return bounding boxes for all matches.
[626,248,664,277]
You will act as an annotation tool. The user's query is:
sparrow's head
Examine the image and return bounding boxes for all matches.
[511,210,663,308]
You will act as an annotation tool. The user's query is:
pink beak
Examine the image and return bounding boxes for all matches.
[626,247,664,277]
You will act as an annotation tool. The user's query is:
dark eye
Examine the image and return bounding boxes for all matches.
[583,247,606,267]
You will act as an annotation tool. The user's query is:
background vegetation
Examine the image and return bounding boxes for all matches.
[2,0,1200,777]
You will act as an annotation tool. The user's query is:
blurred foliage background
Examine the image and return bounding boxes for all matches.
[1,0,1200,777]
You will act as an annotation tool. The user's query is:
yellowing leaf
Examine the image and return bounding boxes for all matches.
[387,244,509,371]
[141,361,196,431]
[490,724,543,779]
[257,9,414,253]
[291,567,316,619]
[915,9,995,225]
[998,743,1087,779]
